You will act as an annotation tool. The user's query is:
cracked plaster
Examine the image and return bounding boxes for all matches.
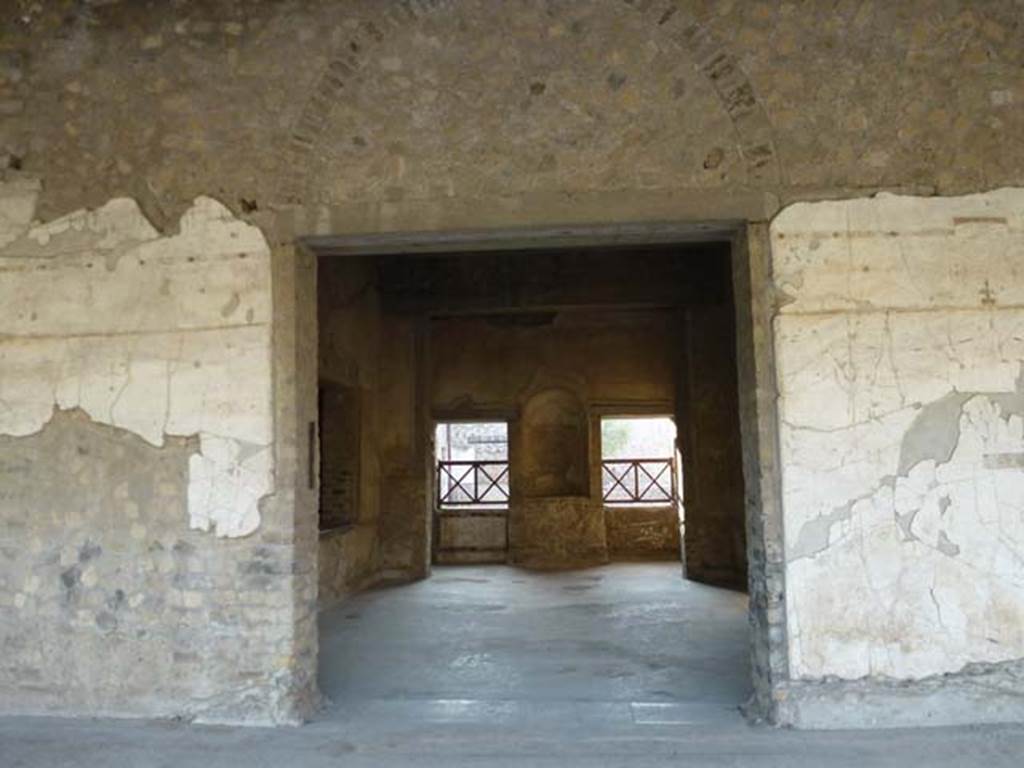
[0,180,273,538]
[773,189,1024,681]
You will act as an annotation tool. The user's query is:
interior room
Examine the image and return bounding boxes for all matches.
[314,240,751,723]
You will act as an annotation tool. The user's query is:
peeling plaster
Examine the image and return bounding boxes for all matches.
[787,477,895,561]
[773,189,1024,682]
[790,377,1024,561]
[897,393,973,476]
[0,181,273,537]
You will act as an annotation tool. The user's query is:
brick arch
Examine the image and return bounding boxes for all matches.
[283,0,780,202]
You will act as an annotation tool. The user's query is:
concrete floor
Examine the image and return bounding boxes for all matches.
[319,562,752,719]
[3,562,1024,767]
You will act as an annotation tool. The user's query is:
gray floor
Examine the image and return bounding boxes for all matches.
[3,562,1024,767]
[319,563,752,719]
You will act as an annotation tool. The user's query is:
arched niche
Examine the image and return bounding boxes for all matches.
[518,387,588,498]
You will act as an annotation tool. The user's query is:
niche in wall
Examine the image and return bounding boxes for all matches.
[518,388,588,498]
[319,382,361,531]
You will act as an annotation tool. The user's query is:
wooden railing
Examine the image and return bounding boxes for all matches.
[437,461,510,507]
[602,458,676,504]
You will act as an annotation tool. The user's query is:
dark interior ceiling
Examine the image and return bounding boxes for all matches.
[328,242,733,317]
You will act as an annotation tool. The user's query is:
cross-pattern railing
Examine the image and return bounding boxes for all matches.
[602,458,676,505]
[437,460,510,507]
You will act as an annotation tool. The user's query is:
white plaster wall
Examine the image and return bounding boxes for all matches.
[0,180,273,537]
[773,189,1024,680]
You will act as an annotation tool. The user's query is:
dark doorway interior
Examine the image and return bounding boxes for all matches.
[312,239,751,718]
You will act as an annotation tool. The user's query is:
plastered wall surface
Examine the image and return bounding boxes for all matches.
[0,181,308,724]
[0,181,273,538]
[773,189,1024,683]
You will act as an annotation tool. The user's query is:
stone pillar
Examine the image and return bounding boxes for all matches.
[267,242,321,722]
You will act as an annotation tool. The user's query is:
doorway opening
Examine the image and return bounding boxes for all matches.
[303,224,781,724]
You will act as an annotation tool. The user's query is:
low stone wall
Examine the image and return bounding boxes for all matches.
[604,506,681,560]
[509,496,607,568]
[435,512,508,564]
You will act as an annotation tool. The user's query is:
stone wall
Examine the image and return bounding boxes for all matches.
[4,1,1022,221]
[604,506,681,560]
[435,513,509,564]
[376,315,431,579]
[430,311,677,413]
[509,496,608,568]
[677,298,748,589]
[317,257,383,601]
[772,189,1024,726]
[0,181,312,724]
[317,381,362,530]
[318,525,378,607]
[317,254,434,594]
[0,0,1022,730]
[729,223,788,723]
